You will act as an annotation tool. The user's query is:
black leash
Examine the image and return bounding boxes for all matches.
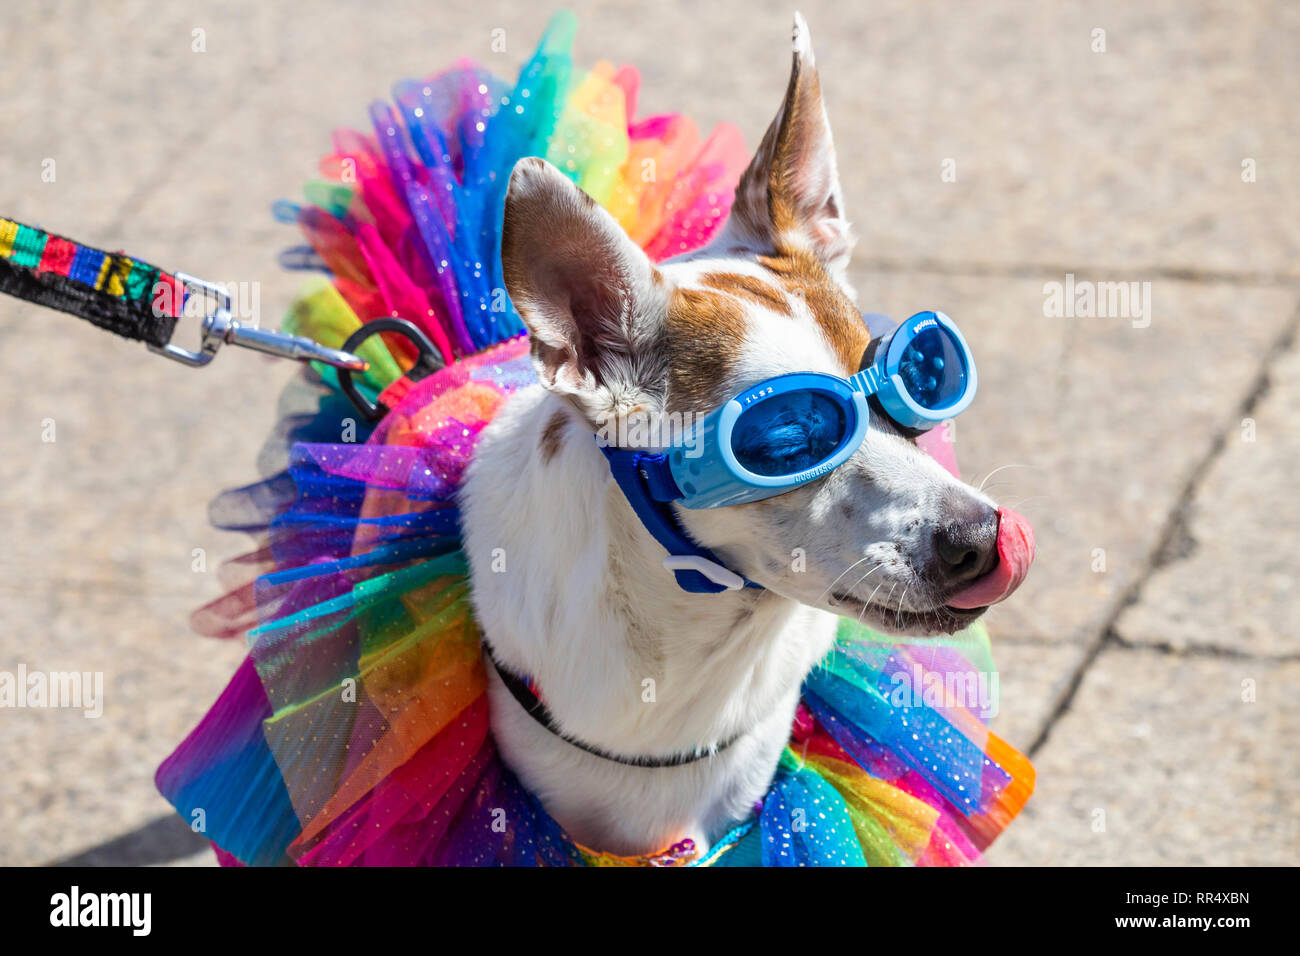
[482,640,741,769]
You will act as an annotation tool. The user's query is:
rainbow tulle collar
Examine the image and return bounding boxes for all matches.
[155,12,1033,866]
[158,339,1032,867]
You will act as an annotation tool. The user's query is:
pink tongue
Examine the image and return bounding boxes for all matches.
[945,507,1035,609]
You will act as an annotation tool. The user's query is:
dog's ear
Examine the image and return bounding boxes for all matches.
[502,157,669,426]
[728,13,854,282]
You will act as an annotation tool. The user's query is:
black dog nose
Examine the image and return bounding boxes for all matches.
[932,501,999,585]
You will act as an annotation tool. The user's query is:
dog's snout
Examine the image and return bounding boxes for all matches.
[931,500,999,586]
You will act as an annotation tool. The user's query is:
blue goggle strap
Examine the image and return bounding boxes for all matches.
[599,444,763,594]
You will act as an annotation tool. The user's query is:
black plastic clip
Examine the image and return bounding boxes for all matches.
[337,318,445,423]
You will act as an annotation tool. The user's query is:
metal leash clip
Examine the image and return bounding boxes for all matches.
[148,272,369,371]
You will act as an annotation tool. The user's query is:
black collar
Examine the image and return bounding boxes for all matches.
[482,642,741,769]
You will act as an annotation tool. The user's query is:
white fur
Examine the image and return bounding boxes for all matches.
[458,13,1008,857]
[459,277,990,855]
[462,386,837,853]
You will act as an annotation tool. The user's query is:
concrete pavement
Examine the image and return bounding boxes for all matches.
[1,0,1295,866]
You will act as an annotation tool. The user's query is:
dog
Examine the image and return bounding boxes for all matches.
[460,13,1028,858]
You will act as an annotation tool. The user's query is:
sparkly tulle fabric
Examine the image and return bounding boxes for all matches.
[157,12,1032,867]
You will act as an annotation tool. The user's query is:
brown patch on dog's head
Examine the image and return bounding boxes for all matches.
[500,18,865,439]
[665,286,749,415]
[758,250,869,376]
[662,253,869,419]
[700,271,793,317]
[539,409,568,463]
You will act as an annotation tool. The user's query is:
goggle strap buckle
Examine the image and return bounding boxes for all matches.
[599,443,762,595]
[662,556,745,591]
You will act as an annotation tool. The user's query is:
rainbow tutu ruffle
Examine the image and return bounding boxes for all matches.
[156,13,1033,867]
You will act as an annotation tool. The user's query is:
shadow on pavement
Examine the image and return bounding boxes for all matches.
[49,814,211,867]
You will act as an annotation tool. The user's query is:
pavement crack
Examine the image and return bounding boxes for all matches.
[1026,301,1300,758]
[1149,510,1198,570]
[1108,631,1300,663]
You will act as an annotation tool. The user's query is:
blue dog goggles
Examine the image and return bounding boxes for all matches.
[600,311,977,593]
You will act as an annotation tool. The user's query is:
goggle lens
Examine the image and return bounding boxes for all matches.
[895,326,967,410]
[731,390,849,478]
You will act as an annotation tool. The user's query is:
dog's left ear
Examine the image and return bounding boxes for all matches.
[728,13,854,283]
[502,157,669,426]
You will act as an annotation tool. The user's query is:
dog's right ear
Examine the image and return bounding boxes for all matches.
[502,157,669,426]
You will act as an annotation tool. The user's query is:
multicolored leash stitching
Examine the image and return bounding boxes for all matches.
[0,216,367,371]
[0,217,185,348]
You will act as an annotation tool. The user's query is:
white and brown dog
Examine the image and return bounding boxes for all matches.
[461,13,1029,858]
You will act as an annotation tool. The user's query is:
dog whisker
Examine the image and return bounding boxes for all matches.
[999,495,1050,511]
[975,480,1018,496]
[977,463,1030,494]
[844,563,884,594]
[878,583,897,623]
[819,554,874,601]
[856,580,887,626]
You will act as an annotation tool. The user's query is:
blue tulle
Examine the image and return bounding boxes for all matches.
[805,643,1012,818]
[759,755,867,866]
